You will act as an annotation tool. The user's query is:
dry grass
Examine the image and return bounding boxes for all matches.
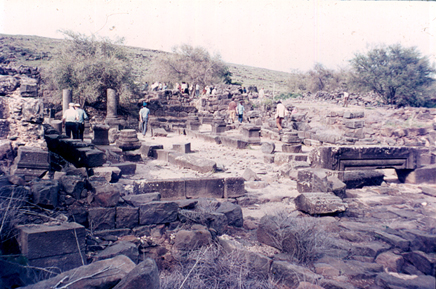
[160,244,277,289]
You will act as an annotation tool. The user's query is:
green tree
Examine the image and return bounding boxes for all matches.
[350,44,435,106]
[151,44,230,88]
[48,31,138,106]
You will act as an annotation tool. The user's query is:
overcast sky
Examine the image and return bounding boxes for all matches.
[1,0,435,72]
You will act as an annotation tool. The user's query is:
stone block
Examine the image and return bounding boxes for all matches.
[343,111,364,119]
[59,175,86,200]
[375,272,435,289]
[404,164,436,184]
[139,201,178,225]
[341,170,385,189]
[27,252,84,272]
[403,251,435,276]
[224,177,246,198]
[13,146,49,170]
[140,143,164,159]
[112,162,136,175]
[112,258,160,289]
[185,178,224,198]
[30,180,59,208]
[76,147,106,167]
[271,261,322,287]
[304,139,322,146]
[216,202,243,227]
[88,207,116,230]
[375,251,404,273]
[373,231,410,251]
[261,142,275,154]
[343,119,364,129]
[134,179,186,199]
[274,153,308,165]
[17,222,85,260]
[152,128,168,137]
[282,144,302,153]
[241,125,261,144]
[116,206,139,228]
[123,193,161,207]
[264,154,274,163]
[93,167,122,183]
[172,142,191,153]
[174,154,217,173]
[92,124,110,145]
[294,193,348,215]
[94,241,139,264]
[174,229,212,250]
[93,184,121,207]
[220,136,248,149]
[156,149,171,162]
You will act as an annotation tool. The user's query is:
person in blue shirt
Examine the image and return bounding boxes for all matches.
[74,103,88,140]
[139,102,150,136]
[237,101,244,123]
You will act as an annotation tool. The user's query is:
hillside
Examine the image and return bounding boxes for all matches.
[0,33,290,94]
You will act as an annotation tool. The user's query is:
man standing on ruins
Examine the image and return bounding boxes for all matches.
[237,100,245,123]
[62,102,79,139]
[139,102,150,137]
[74,103,88,140]
[228,98,237,123]
[275,100,288,133]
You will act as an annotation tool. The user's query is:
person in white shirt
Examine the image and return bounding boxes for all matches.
[62,103,79,138]
[275,100,289,133]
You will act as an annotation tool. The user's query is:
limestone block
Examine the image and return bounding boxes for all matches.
[174,154,217,173]
[116,206,139,228]
[17,222,85,260]
[294,193,348,215]
[261,142,275,154]
[139,201,178,225]
[94,241,139,264]
[123,193,161,207]
[112,258,160,289]
[185,178,224,198]
[274,153,308,166]
[88,207,116,230]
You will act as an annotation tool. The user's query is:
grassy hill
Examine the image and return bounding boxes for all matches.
[0,33,290,94]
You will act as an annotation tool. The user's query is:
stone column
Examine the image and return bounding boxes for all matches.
[106,88,118,120]
[62,89,72,114]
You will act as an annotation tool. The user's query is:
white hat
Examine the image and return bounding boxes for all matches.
[69,102,75,107]
[74,103,80,107]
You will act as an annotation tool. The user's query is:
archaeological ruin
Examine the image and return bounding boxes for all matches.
[0,63,435,289]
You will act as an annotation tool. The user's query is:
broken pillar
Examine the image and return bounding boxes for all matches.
[62,89,72,114]
[212,118,227,134]
[116,129,141,151]
[10,147,50,181]
[92,124,110,145]
[105,88,120,127]
[187,115,201,131]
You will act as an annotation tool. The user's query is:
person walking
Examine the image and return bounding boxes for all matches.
[228,98,237,123]
[74,103,88,140]
[275,100,289,133]
[237,101,245,123]
[62,102,79,139]
[139,102,150,137]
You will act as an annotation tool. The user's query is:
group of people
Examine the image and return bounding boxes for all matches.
[228,99,245,123]
[62,103,88,140]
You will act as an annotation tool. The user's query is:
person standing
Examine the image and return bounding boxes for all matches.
[343,92,349,107]
[195,84,200,97]
[74,103,88,140]
[237,101,244,123]
[275,100,289,133]
[62,102,78,139]
[259,87,265,99]
[139,102,150,137]
[228,98,237,123]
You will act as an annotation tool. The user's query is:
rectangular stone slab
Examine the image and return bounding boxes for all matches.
[185,177,224,198]
[17,222,85,260]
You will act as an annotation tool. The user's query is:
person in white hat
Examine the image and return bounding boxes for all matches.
[74,103,88,140]
[62,103,79,138]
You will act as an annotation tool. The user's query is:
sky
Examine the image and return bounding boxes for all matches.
[1,0,435,73]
